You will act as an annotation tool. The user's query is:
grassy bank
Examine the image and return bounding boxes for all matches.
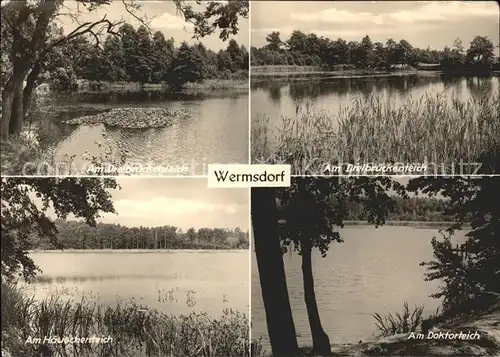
[77,78,248,93]
[1,282,250,357]
[253,302,500,356]
[251,65,498,78]
[251,65,424,78]
[251,65,322,75]
[252,89,500,175]
[182,79,248,91]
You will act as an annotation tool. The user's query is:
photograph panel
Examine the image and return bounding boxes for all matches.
[250,1,500,175]
[1,177,250,356]
[251,176,500,356]
[1,1,249,176]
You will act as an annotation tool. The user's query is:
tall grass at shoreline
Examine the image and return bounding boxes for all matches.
[75,78,248,93]
[373,302,425,338]
[1,282,251,357]
[252,88,500,174]
[182,79,248,91]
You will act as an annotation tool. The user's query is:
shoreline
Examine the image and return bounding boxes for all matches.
[251,66,500,78]
[68,78,248,94]
[342,220,467,228]
[254,304,500,356]
[278,220,469,229]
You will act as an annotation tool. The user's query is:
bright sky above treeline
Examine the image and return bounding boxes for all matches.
[251,1,499,54]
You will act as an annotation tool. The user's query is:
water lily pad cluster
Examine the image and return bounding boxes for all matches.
[62,107,190,128]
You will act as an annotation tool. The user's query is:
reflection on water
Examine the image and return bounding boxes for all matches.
[38,91,249,170]
[27,250,249,317]
[252,73,499,132]
[251,227,468,350]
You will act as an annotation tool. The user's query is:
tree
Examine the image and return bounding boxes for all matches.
[226,38,244,69]
[0,0,248,140]
[466,36,495,65]
[186,227,197,246]
[166,42,205,90]
[1,177,118,281]
[251,188,300,357]
[287,30,308,54]
[408,175,500,315]
[102,36,128,82]
[265,31,283,52]
[150,31,173,83]
[275,177,405,355]
[134,25,154,84]
[358,35,375,69]
[453,38,464,56]
[177,0,249,41]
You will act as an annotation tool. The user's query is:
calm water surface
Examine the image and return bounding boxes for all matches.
[251,73,499,148]
[27,250,249,317]
[39,91,248,172]
[251,226,468,350]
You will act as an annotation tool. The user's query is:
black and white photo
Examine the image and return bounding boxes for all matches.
[1,177,250,356]
[250,1,500,175]
[1,0,249,175]
[251,176,500,356]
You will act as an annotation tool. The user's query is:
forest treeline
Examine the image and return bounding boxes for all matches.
[36,23,249,91]
[29,220,249,250]
[278,196,455,222]
[251,30,499,71]
[340,196,454,222]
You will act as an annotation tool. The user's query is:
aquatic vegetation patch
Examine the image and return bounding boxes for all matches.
[62,107,191,129]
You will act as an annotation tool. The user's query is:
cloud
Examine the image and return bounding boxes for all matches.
[289,1,497,26]
[251,26,400,39]
[150,12,194,30]
[388,1,497,23]
[291,9,385,25]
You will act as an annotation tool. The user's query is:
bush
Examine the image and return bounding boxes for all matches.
[372,301,424,338]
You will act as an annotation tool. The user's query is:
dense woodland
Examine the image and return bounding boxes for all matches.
[46,23,249,91]
[27,197,453,251]
[1,22,248,93]
[29,220,249,250]
[335,196,454,222]
[251,31,499,71]
[278,196,454,223]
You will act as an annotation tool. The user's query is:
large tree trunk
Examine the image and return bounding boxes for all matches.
[1,63,31,140]
[301,240,331,356]
[1,83,17,140]
[9,84,24,137]
[252,187,300,357]
[23,62,42,118]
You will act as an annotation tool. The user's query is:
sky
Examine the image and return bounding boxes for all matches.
[40,178,249,231]
[55,1,249,51]
[251,1,500,54]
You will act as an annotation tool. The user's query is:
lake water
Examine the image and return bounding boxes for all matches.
[39,91,248,174]
[26,250,249,317]
[251,73,499,148]
[251,226,468,351]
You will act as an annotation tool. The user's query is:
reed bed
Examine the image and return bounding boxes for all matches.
[252,87,500,175]
[1,282,250,357]
[251,65,322,74]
